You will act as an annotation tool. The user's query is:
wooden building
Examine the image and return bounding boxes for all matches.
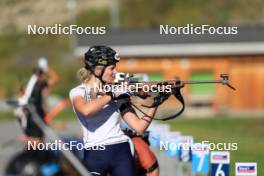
[75,27,264,116]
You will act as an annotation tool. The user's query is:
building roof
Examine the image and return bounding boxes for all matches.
[75,26,264,57]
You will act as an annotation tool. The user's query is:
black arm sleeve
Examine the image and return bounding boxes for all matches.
[119,102,136,116]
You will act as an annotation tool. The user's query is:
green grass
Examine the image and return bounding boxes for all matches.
[166,117,264,175]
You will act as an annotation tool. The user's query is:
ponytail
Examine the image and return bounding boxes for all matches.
[77,67,92,82]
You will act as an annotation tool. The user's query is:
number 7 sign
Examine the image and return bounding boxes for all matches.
[192,143,210,174]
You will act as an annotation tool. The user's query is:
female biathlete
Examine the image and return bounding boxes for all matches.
[69,46,158,176]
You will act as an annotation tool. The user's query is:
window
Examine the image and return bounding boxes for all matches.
[188,71,216,115]
[190,71,215,94]
[148,73,164,81]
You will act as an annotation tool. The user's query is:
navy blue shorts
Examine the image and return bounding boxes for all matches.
[83,142,136,176]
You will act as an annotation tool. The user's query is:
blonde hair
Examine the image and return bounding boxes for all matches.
[77,67,92,83]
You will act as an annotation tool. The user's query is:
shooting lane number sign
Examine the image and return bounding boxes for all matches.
[192,143,210,174]
[148,124,170,148]
[235,162,257,176]
[179,136,193,162]
[164,131,181,157]
[210,151,230,176]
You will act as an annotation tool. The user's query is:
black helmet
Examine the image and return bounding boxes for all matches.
[84,45,120,70]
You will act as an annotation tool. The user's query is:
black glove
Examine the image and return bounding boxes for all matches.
[106,87,132,100]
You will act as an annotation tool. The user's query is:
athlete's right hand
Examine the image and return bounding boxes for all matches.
[107,87,132,100]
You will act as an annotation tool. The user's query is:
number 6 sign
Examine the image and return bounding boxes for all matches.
[210,151,230,176]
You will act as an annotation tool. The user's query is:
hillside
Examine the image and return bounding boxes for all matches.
[0,0,263,33]
[0,0,110,32]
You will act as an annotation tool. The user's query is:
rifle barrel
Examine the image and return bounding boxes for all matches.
[182,80,225,84]
[116,77,235,90]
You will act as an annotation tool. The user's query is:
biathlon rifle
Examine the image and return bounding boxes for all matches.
[115,73,235,121]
